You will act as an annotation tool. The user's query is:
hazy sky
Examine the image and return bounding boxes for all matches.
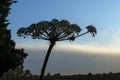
[8,0,120,75]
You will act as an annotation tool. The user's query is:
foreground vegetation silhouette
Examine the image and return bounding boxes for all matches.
[0,0,27,77]
[17,19,96,80]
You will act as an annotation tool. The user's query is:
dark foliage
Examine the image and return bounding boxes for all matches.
[0,0,27,77]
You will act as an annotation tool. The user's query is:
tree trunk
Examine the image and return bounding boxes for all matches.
[39,41,55,80]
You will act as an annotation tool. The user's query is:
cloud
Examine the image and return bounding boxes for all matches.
[16,40,120,55]
[23,48,120,75]
[54,42,120,55]
[16,40,120,74]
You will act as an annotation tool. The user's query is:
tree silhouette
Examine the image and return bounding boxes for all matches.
[17,19,96,80]
[0,0,27,77]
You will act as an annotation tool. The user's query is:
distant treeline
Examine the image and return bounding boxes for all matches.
[43,72,120,80]
[1,68,120,80]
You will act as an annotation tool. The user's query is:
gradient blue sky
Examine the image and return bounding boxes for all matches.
[8,0,120,75]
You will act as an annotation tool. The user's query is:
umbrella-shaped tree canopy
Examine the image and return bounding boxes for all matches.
[17,18,97,80]
[17,19,82,42]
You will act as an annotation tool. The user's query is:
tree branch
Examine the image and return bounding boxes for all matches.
[57,31,89,41]
[75,31,89,38]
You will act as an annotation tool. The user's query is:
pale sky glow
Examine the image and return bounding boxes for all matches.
[8,0,120,74]
[17,42,120,55]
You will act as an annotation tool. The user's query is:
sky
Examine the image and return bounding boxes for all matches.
[8,0,120,75]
